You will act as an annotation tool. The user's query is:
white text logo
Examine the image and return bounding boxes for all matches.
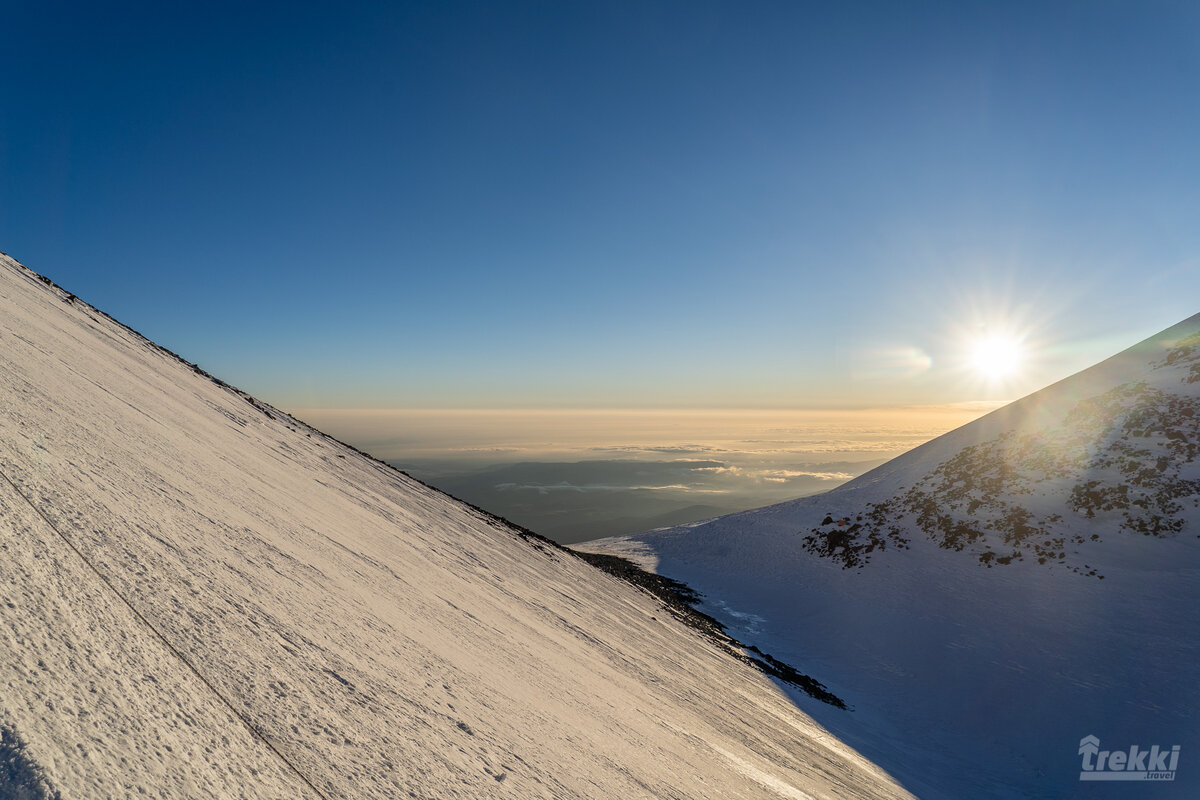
[1079,735,1180,782]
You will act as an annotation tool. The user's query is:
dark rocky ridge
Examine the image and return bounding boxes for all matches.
[803,338,1200,577]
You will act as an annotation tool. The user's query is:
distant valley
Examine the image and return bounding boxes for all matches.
[397,456,887,543]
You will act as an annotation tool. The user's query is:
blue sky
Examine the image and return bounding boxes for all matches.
[3,1,1199,409]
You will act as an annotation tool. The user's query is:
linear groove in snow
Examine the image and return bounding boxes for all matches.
[0,461,330,800]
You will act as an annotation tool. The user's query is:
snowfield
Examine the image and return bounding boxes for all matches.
[581,314,1200,799]
[0,251,914,798]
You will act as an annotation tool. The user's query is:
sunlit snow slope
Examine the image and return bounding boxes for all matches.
[0,252,913,800]
[582,316,1200,799]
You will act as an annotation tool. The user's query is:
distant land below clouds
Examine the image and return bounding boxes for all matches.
[399,458,888,543]
[291,406,1002,543]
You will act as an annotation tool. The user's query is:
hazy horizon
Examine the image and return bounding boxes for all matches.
[291,404,1003,541]
[290,404,1004,457]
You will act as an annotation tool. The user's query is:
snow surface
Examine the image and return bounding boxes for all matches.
[0,251,914,798]
[581,316,1200,798]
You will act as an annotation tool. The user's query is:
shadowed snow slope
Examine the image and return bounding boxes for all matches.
[0,252,912,800]
[581,315,1200,799]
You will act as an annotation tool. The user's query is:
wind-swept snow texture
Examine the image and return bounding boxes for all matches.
[0,250,913,799]
[583,315,1200,799]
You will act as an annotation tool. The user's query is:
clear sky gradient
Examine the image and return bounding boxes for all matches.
[3,1,1199,410]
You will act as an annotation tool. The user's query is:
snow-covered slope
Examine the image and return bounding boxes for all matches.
[0,252,912,799]
[581,316,1200,799]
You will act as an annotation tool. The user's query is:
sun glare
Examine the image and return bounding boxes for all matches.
[969,335,1024,380]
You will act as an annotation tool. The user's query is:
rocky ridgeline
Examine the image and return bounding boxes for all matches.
[804,337,1200,577]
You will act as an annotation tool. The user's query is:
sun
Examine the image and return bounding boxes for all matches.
[969,335,1024,380]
